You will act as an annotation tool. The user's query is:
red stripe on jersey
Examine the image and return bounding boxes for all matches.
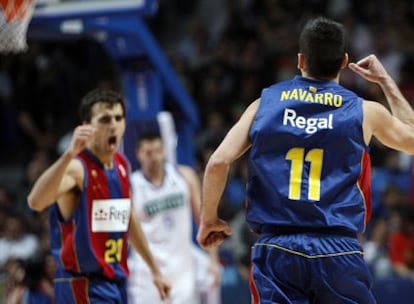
[114,153,130,198]
[71,277,90,304]
[358,149,372,228]
[113,153,130,275]
[118,231,129,276]
[85,161,115,279]
[249,249,260,304]
[60,220,80,272]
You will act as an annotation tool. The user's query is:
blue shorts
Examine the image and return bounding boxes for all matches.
[249,228,375,304]
[54,268,127,303]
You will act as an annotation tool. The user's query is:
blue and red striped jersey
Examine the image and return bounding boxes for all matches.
[49,149,131,279]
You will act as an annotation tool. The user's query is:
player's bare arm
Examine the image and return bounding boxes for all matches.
[363,101,414,155]
[178,165,202,222]
[127,211,171,300]
[350,54,414,154]
[197,99,259,249]
[27,125,94,212]
[349,54,414,123]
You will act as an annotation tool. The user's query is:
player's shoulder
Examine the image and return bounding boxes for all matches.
[67,157,84,174]
[363,99,388,113]
[363,99,393,129]
[259,77,298,101]
[130,168,146,185]
[113,151,129,164]
[265,78,293,91]
[176,163,196,174]
[175,164,198,182]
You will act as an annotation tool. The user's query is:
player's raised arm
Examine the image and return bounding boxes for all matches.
[349,54,414,123]
[27,125,94,211]
[349,55,414,154]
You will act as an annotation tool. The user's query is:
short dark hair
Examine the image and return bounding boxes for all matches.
[299,17,347,78]
[79,88,125,122]
[136,131,162,149]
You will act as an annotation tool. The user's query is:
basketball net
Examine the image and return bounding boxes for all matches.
[0,0,35,53]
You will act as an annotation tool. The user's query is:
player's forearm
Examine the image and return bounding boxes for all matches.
[207,247,220,264]
[200,158,230,223]
[379,74,414,123]
[27,151,73,211]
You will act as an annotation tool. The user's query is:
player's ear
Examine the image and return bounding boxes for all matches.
[340,53,349,69]
[297,53,305,70]
[135,147,141,162]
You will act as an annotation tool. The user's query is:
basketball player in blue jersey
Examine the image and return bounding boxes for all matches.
[197,17,414,304]
[27,88,171,303]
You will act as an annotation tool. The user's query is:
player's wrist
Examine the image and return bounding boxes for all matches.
[62,148,78,159]
[200,212,219,225]
[148,264,162,277]
[378,73,394,90]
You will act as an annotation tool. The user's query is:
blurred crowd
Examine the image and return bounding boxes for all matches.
[2,0,414,302]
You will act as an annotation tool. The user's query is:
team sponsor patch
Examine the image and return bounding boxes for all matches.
[283,108,333,134]
[92,198,131,232]
[144,193,184,216]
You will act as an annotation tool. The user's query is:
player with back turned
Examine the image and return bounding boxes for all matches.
[197,17,414,303]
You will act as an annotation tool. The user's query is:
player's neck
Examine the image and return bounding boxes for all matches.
[145,169,164,187]
[88,149,114,169]
[98,156,114,169]
[301,71,340,83]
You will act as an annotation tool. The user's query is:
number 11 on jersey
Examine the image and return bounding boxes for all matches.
[285,148,324,201]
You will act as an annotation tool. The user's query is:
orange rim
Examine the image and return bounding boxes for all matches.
[0,0,33,22]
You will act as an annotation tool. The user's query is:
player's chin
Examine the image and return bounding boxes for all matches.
[103,144,118,155]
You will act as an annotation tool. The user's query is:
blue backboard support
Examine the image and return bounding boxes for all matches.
[33,0,158,19]
[28,0,200,166]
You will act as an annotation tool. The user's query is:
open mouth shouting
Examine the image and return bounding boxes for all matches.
[108,135,117,148]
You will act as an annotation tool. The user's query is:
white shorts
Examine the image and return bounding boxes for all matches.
[127,253,197,304]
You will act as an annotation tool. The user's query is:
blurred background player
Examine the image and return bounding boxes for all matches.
[128,131,221,304]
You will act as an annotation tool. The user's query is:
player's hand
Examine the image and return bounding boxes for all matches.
[348,54,389,84]
[197,218,232,250]
[68,125,95,157]
[152,272,171,301]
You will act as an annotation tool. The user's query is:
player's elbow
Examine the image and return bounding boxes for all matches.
[27,193,46,212]
[206,154,231,173]
[400,135,414,155]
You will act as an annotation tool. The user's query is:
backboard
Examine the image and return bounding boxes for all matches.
[33,0,158,20]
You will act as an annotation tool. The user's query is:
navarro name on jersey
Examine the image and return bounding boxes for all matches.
[280,88,343,107]
[277,87,341,133]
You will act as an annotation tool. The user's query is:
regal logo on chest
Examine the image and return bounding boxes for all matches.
[92,198,131,232]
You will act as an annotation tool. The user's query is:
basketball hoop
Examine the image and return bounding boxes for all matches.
[0,0,36,53]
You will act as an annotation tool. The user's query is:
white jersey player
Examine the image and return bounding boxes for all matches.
[127,132,220,304]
